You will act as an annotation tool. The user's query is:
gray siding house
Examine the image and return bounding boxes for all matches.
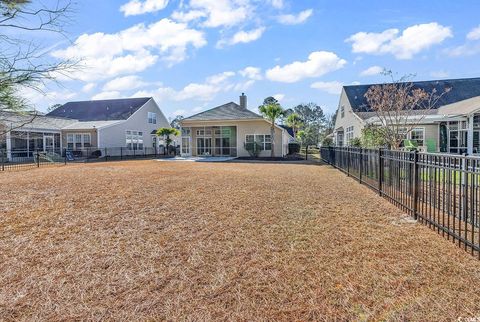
[1,97,170,160]
[48,97,170,151]
[333,77,480,154]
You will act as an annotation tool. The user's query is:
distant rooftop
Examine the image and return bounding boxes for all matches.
[344,77,480,112]
[182,102,263,122]
[0,111,77,130]
[47,97,151,121]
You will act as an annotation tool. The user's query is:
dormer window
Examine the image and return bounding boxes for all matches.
[148,112,157,124]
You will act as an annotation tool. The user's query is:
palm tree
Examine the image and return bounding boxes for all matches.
[156,127,180,155]
[285,113,303,139]
[259,103,284,158]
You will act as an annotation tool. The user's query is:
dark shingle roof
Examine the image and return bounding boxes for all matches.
[46,97,151,121]
[344,77,480,113]
[183,102,263,121]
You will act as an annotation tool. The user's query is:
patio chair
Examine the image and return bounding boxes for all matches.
[403,139,418,151]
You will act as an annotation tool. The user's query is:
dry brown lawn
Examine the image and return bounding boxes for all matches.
[1,160,480,321]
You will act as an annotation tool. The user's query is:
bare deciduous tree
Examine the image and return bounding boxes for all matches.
[0,0,76,136]
[364,71,450,149]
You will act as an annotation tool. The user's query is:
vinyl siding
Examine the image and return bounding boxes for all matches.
[98,99,170,148]
[334,88,365,145]
[181,119,287,157]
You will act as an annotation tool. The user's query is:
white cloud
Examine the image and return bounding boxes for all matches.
[177,0,251,28]
[273,93,285,101]
[277,9,313,25]
[82,83,96,93]
[239,66,262,80]
[269,0,284,9]
[217,27,265,47]
[171,9,206,23]
[346,22,452,59]
[173,109,187,116]
[120,0,169,16]
[265,51,347,83]
[467,25,480,41]
[131,69,257,104]
[359,65,384,77]
[310,81,343,95]
[91,91,122,100]
[52,18,206,81]
[103,75,148,92]
[430,70,449,78]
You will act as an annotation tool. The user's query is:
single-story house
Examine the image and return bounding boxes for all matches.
[333,77,480,154]
[1,97,170,160]
[179,94,293,157]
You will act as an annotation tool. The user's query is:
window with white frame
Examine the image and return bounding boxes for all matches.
[246,134,271,151]
[346,126,354,145]
[148,112,157,124]
[67,133,91,150]
[126,130,144,150]
[410,128,424,146]
[196,129,212,136]
[341,106,345,118]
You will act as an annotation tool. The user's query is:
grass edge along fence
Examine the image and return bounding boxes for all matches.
[1,147,176,172]
[320,146,480,259]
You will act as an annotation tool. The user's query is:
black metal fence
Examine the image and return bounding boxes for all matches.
[321,146,480,258]
[0,146,178,171]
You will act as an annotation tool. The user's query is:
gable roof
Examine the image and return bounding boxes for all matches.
[344,77,480,113]
[46,97,151,121]
[182,102,263,121]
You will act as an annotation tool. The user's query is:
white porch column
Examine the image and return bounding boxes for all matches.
[6,131,11,160]
[468,114,474,155]
[179,125,183,156]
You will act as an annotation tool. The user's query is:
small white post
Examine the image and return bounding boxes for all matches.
[467,114,474,155]
[6,131,11,161]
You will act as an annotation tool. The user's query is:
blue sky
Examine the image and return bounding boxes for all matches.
[26,0,480,120]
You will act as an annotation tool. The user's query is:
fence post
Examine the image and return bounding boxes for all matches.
[36,150,40,167]
[378,148,383,196]
[64,148,67,165]
[1,149,4,171]
[120,147,123,160]
[412,150,419,220]
[347,147,350,177]
[359,148,363,184]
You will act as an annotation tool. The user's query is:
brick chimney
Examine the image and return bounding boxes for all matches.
[239,93,247,109]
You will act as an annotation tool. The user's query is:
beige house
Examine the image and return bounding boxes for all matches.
[179,94,293,158]
[333,77,480,154]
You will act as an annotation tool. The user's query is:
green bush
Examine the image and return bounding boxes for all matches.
[321,136,333,147]
[288,142,300,154]
[349,137,362,147]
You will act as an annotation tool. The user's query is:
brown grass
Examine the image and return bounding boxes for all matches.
[1,160,480,321]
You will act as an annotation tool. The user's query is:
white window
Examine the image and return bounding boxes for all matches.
[196,129,212,136]
[148,112,157,124]
[410,128,424,146]
[67,133,91,150]
[126,130,144,150]
[341,106,345,118]
[67,134,74,150]
[246,134,271,151]
[346,126,354,145]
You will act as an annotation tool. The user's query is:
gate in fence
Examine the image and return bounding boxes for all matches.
[321,146,480,258]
